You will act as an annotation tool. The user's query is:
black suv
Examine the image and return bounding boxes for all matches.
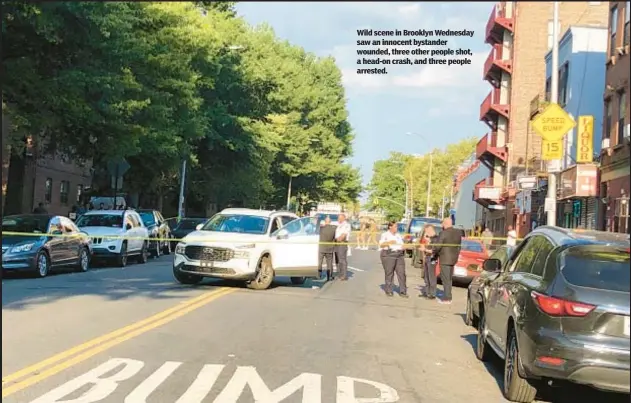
[137,209,172,257]
[476,226,630,402]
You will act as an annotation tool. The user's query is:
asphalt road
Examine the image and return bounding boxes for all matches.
[2,250,628,403]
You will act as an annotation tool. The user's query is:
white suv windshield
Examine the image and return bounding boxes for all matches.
[76,214,123,228]
[201,214,269,235]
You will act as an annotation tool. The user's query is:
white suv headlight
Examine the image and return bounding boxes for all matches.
[175,244,186,255]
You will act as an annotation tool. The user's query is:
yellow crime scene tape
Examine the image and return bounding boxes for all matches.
[1,231,521,247]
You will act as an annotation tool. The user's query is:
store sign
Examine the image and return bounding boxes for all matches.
[478,187,501,200]
[558,164,598,199]
[517,176,538,191]
[576,116,594,163]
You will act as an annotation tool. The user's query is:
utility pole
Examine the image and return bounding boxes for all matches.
[546,1,560,226]
[286,176,292,210]
[440,187,447,219]
[426,151,433,216]
[177,159,187,221]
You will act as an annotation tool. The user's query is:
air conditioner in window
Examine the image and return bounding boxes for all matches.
[602,138,611,149]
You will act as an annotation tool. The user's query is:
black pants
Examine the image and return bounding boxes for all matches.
[381,250,407,294]
[335,245,348,279]
[439,264,454,301]
[318,252,333,278]
[423,258,437,297]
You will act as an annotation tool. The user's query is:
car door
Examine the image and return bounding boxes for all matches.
[123,213,139,252]
[487,237,539,350]
[271,216,319,278]
[60,217,82,262]
[46,217,67,263]
[130,213,145,251]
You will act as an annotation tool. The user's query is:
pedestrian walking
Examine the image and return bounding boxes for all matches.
[419,224,438,299]
[318,216,337,281]
[334,213,351,281]
[506,225,517,247]
[379,221,408,297]
[367,218,378,250]
[33,202,48,214]
[432,217,462,305]
[356,217,368,250]
[481,226,494,251]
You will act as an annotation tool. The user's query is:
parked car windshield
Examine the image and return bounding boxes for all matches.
[397,223,406,233]
[201,214,269,235]
[176,219,206,230]
[561,246,630,293]
[2,215,51,234]
[409,218,441,235]
[138,211,156,226]
[316,213,339,222]
[76,214,124,228]
[462,240,484,253]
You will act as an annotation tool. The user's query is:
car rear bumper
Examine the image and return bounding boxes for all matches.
[522,328,630,393]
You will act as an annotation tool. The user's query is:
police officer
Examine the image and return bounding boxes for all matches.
[379,221,408,298]
[334,213,351,281]
[318,215,337,281]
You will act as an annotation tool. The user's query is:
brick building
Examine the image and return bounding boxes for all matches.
[2,115,92,217]
[474,1,609,237]
[599,1,630,233]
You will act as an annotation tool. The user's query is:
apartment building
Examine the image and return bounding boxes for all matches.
[599,1,630,233]
[474,1,609,236]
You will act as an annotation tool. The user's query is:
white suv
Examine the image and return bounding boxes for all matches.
[173,209,321,289]
[75,209,150,267]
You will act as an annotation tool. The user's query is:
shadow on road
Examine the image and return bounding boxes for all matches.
[460,333,630,403]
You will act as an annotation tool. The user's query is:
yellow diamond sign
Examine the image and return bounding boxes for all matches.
[530,103,576,142]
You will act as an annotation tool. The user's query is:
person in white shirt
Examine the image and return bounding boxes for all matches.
[334,213,352,281]
[506,225,517,247]
[379,221,408,297]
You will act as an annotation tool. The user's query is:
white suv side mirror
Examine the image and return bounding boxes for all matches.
[276,229,289,239]
[195,224,203,230]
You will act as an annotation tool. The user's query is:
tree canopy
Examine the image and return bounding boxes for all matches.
[367,138,478,221]
[2,1,361,213]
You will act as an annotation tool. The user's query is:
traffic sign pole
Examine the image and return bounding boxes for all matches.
[546,1,560,227]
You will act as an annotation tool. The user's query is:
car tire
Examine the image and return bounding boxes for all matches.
[116,242,128,267]
[247,256,274,290]
[290,277,306,285]
[476,309,492,362]
[503,329,537,402]
[137,242,149,264]
[35,250,50,278]
[76,247,90,272]
[173,266,202,285]
[162,236,171,255]
[465,296,473,326]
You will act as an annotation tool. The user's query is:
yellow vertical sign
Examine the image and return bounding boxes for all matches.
[542,139,563,160]
[576,115,594,163]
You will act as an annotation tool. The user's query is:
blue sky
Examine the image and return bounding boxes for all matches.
[236,1,495,186]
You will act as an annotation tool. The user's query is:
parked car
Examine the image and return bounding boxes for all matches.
[404,217,442,257]
[170,217,208,249]
[75,209,149,267]
[435,239,489,285]
[173,209,312,290]
[476,227,630,402]
[137,209,172,257]
[465,245,514,328]
[2,214,91,277]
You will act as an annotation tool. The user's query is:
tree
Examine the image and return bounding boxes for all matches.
[367,152,410,221]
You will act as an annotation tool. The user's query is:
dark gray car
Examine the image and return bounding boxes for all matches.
[475,226,630,402]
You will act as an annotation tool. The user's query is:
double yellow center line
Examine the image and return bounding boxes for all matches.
[2,287,236,398]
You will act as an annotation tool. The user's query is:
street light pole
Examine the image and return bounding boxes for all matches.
[546,1,560,226]
[440,187,447,219]
[177,159,187,220]
[426,151,433,216]
[286,176,292,210]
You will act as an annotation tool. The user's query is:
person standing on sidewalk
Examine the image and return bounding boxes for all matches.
[481,226,494,251]
[419,224,438,299]
[318,216,337,281]
[356,217,368,250]
[432,217,462,305]
[334,213,351,281]
[506,225,517,247]
[379,221,408,297]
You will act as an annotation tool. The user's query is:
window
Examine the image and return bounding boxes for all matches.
[561,245,630,292]
[558,63,569,106]
[76,184,83,203]
[618,90,627,144]
[60,217,77,233]
[610,6,619,56]
[512,237,540,273]
[44,178,53,203]
[529,237,554,277]
[280,216,295,226]
[625,2,630,46]
[604,99,613,139]
[545,77,551,101]
[60,180,70,205]
[128,214,141,228]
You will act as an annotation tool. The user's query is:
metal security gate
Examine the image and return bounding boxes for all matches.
[584,197,598,230]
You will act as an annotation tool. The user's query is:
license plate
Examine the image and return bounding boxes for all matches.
[454,266,467,277]
[624,316,630,337]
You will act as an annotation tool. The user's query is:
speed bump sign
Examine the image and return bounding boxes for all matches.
[531,103,576,142]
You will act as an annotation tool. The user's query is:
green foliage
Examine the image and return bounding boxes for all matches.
[2,1,361,210]
[368,138,478,220]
